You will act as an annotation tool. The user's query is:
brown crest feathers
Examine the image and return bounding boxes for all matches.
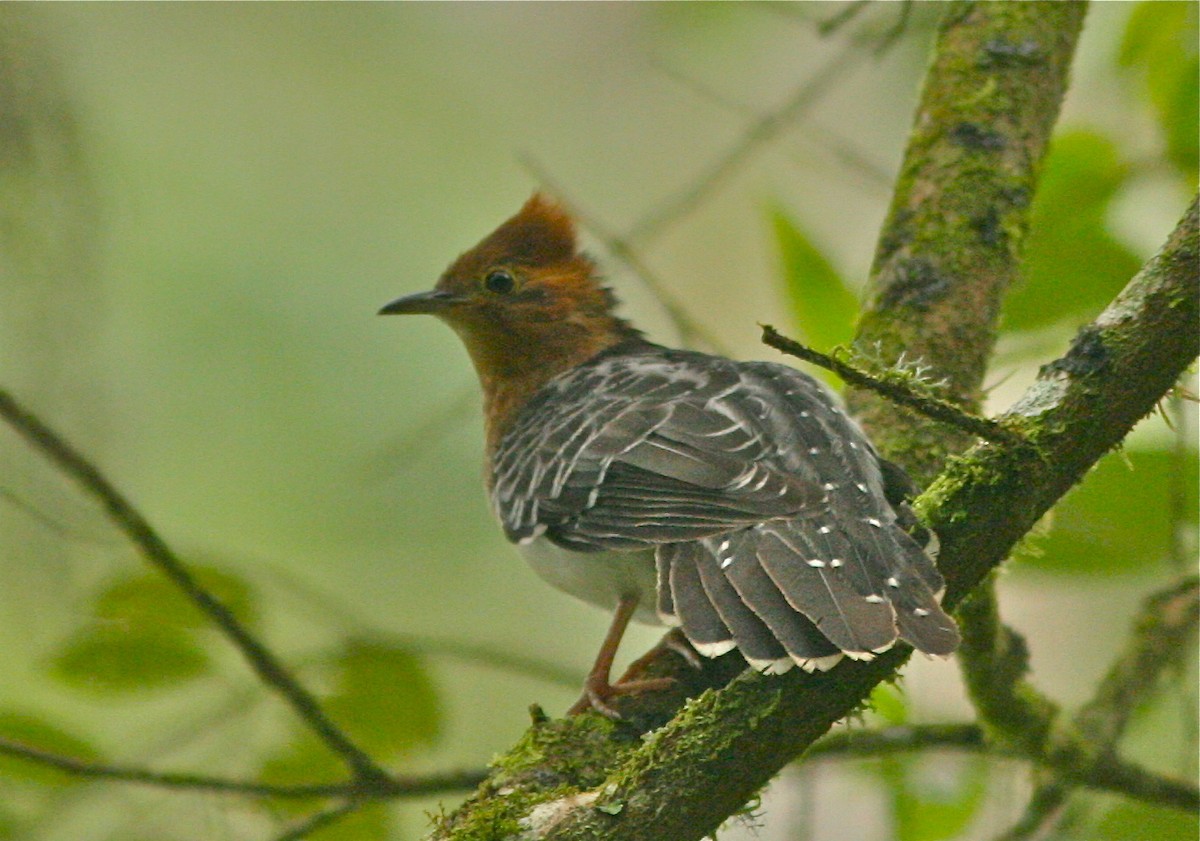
[468,193,578,270]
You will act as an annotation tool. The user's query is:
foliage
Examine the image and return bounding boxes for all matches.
[0,2,1195,841]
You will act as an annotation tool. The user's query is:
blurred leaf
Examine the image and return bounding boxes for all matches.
[0,711,99,786]
[309,803,391,841]
[1006,131,1142,332]
[1020,448,1198,576]
[50,624,209,694]
[1119,1,1199,179]
[258,639,441,795]
[869,682,909,726]
[771,205,858,353]
[0,804,18,840]
[325,639,442,759]
[93,565,258,631]
[892,757,989,841]
[0,710,99,787]
[873,751,989,841]
[1096,799,1199,841]
[258,729,343,793]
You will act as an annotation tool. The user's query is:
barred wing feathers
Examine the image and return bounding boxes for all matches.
[491,345,958,669]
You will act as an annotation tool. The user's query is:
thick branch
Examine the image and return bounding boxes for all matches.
[538,197,1198,841]
[927,195,1198,603]
[426,6,1134,839]
[430,197,1198,839]
[849,0,1088,481]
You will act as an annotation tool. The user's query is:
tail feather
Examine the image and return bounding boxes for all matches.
[662,543,735,658]
[885,541,960,656]
[708,532,840,662]
[757,525,898,655]
[691,545,791,672]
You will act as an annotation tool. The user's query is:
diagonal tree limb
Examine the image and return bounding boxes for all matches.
[428,195,1198,840]
[426,4,1110,839]
[536,196,1198,841]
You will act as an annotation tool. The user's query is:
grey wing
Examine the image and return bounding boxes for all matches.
[492,350,959,664]
[490,352,829,550]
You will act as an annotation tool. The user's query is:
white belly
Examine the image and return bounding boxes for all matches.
[516,537,661,625]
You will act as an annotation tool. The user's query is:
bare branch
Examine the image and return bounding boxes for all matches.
[807,723,1199,812]
[627,43,868,247]
[0,734,486,800]
[0,388,391,787]
[518,155,728,353]
[273,799,359,841]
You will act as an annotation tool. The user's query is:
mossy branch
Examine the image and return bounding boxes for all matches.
[425,5,1134,839]
[848,0,1089,483]
[426,130,1199,841]
[520,198,1197,840]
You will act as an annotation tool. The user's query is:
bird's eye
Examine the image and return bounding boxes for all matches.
[483,269,516,294]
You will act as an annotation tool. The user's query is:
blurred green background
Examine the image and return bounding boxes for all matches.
[0,3,1194,840]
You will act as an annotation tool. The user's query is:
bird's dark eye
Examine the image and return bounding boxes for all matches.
[483,269,516,294]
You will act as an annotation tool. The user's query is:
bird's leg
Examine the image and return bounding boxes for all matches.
[568,595,675,718]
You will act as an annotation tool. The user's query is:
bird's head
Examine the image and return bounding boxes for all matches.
[381,193,642,392]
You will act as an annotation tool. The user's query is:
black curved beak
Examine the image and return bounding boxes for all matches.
[378,289,462,316]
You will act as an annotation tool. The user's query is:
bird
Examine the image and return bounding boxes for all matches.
[379,193,959,716]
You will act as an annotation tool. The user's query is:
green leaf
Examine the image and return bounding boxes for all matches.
[0,711,100,786]
[770,205,858,354]
[891,757,989,841]
[324,639,442,758]
[868,683,909,726]
[1006,131,1141,332]
[93,565,258,631]
[257,639,441,794]
[50,624,209,693]
[1096,799,1200,841]
[1119,1,1199,179]
[308,802,391,841]
[258,730,343,792]
[1018,448,1198,576]
[0,804,18,839]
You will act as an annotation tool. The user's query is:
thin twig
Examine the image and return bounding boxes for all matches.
[806,723,1199,812]
[760,325,1028,447]
[366,385,478,479]
[652,60,893,192]
[0,735,486,799]
[518,155,727,354]
[990,783,1069,841]
[0,388,391,787]
[627,43,868,247]
[816,0,872,36]
[273,799,360,841]
[807,723,985,759]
